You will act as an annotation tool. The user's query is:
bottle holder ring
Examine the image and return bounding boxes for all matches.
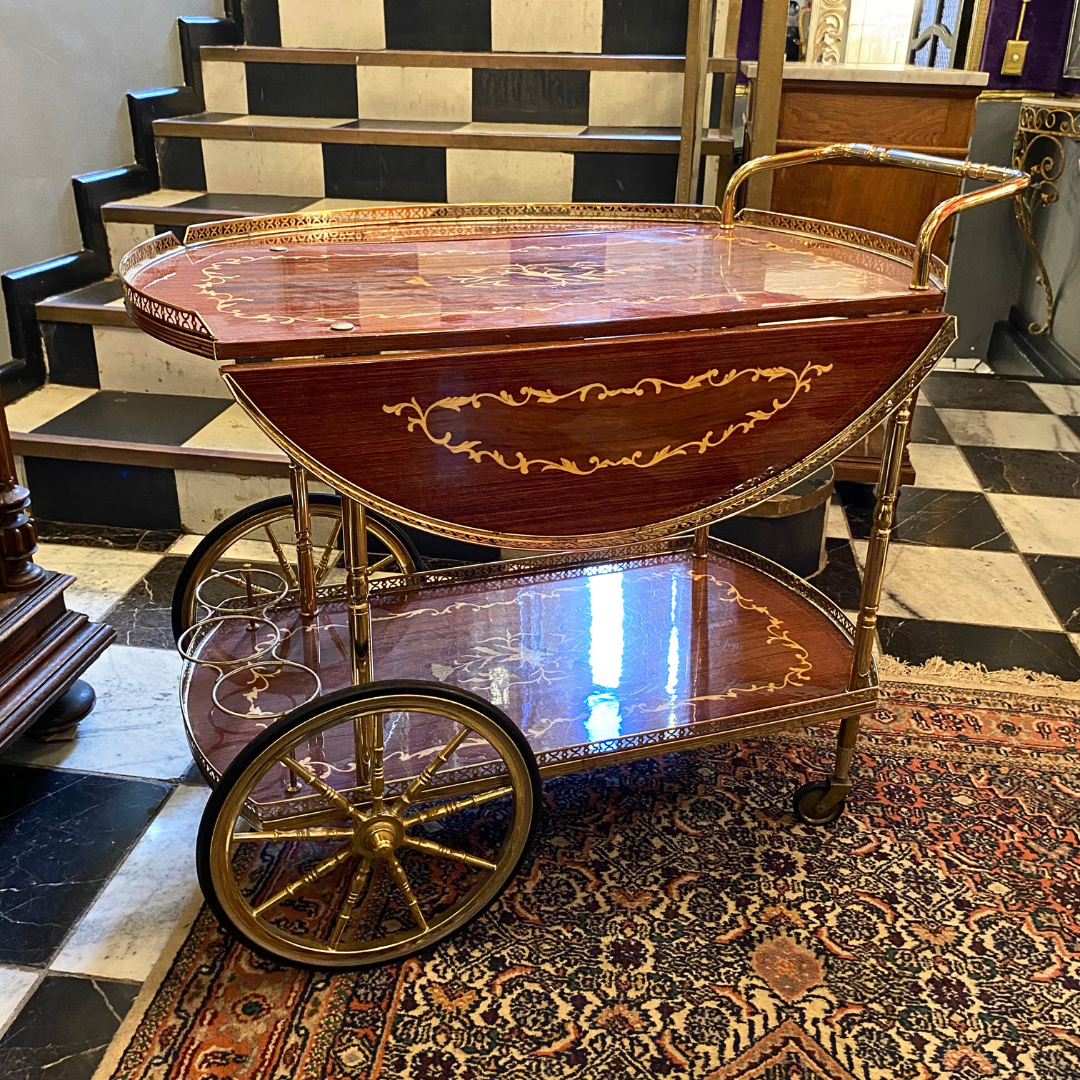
[194,567,290,617]
[176,614,283,668]
[211,659,323,720]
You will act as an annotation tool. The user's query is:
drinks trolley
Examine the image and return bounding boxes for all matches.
[120,145,1026,969]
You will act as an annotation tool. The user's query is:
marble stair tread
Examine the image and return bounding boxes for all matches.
[9,389,288,477]
[102,192,413,227]
[36,277,132,327]
[154,112,733,154]
[202,45,739,73]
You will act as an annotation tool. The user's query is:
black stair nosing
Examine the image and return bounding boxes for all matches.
[200,45,738,75]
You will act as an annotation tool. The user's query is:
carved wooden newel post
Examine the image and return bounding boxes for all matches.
[0,385,114,746]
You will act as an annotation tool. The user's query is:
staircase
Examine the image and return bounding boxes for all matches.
[3,0,736,544]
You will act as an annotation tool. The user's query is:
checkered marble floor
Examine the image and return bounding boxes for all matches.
[0,369,1078,1075]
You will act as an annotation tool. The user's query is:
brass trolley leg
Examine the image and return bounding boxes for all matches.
[796,394,914,824]
[341,495,379,788]
[289,461,318,618]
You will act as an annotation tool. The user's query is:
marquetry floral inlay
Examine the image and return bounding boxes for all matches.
[384,362,832,477]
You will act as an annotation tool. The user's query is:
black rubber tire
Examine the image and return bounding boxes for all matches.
[196,679,542,969]
[792,779,846,826]
[170,493,421,642]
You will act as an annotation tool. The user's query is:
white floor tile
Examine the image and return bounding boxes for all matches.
[934,357,984,372]
[32,544,161,622]
[93,326,232,398]
[182,403,281,454]
[51,784,208,983]
[4,385,95,432]
[2,646,191,781]
[1029,382,1080,416]
[446,148,575,203]
[906,443,982,492]
[0,966,38,1033]
[852,542,1061,631]
[1070,632,1080,656]
[986,494,1080,557]
[202,60,248,114]
[201,139,325,198]
[304,197,418,211]
[491,0,603,52]
[356,65,471,122]
[936,409,1080,452]
[175,470,291,533]
[166,533,204,557]
[278,0,384,48]
[589,71,683,127]
[826,500,849,539]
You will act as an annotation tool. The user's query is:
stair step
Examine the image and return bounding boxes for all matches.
[8,386,291,532]
[37,278,130,327]
[153,113,732,202]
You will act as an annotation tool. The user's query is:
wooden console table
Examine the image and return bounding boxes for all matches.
[0,387,114,747]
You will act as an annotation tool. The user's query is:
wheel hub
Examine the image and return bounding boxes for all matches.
[352,815,404,858]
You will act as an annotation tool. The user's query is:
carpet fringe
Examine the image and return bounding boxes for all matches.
[879,653,1080,700]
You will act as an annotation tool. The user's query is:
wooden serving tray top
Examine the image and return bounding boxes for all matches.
[120,205,945,361]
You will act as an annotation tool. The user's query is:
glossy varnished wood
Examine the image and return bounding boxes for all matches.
[183,545,863,792]
[227,312,949,543]
[762,81,982,257]
[123,212,944,360]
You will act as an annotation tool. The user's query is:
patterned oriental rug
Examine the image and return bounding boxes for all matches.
[100,680,1080,1080]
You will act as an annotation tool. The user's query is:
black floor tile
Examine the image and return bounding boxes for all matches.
[876,617,1080,681]
[0,765,171,966]
[0,974,139,1080]
[322,143,447,202]
[809,538,863,612]
[843,488,1014,551]
[960,446,1080,498]
[909,406,953,444]
[920,372,1051,412]
[602,0,690,53]
[33,520,181,553]
[175,192,315,214]
[34,392,231,446]
[246,61,358,118]
[101,555,186,650]
[40,323,98,388]
[472,69,589,126]
[1025,554,1080,632]
[384,0,491,51]
[572,151,678,202]
[23,458,181,531]
[1060,414,1080,440]
[154,136,205,191]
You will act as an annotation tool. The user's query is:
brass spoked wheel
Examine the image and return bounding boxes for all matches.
[171,493,420,641]
[197,681,541,969]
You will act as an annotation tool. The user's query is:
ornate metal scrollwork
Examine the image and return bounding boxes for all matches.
[1011,100,1080,336]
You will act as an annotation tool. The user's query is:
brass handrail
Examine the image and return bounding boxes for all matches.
[719,142,1029,290]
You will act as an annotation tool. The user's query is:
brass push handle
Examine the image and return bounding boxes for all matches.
[719,142,1029,290]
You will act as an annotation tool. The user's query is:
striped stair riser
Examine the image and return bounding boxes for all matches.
[239,0,714,56]
[42,324,232,398]
[17,454,295,534]
[201,61,724,128]
[155,138,718,203]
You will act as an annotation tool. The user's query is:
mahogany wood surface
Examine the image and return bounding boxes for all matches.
[184,547,857,790]
[227,312,948,542]
[124,216,944,361]
[763,82,982,258]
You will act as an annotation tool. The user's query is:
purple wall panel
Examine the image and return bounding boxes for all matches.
[982,0,1080,94]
